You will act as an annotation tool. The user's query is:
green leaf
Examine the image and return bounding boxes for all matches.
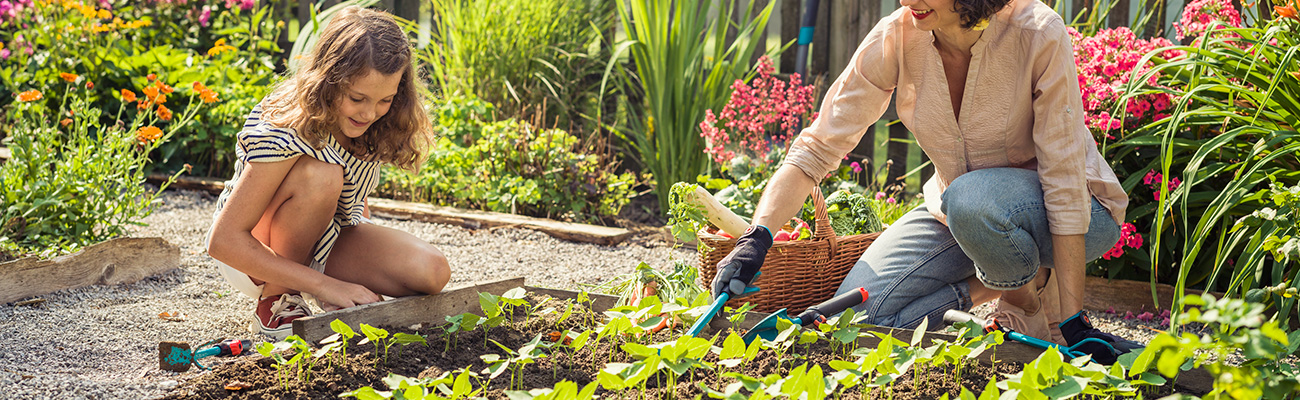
[331,319,357,338]
[392,333,427,346]
[720,332,746,360]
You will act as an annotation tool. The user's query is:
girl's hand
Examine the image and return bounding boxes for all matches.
[315,279,381,310]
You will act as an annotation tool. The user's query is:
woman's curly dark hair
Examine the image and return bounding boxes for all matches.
[954,0,1012,30]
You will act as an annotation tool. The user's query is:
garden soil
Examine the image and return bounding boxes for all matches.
[161,294,1193,400]
[1,188,1181,400]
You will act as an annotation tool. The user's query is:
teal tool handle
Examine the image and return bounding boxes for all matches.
[194,346,221,359]
[942,309,1085,358]
[687,272,762,337]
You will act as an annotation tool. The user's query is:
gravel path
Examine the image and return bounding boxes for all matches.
[0,188,1173,400]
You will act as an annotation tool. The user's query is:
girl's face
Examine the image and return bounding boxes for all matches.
[335,69,402,140]
[899,0,963,32]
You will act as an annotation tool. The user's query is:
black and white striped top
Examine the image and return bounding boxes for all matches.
[212,103,382,267]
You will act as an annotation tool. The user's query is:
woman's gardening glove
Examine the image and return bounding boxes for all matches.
[711,225,772,301]
[1060,310,1145,364]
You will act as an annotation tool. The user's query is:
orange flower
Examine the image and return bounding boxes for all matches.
[142,85,159,101]
[154,79,173,94]
[147,73,157,81]
[60,118,72,127]
[1277,4,1299,21]
[17,90,42,102]
[192,81,206,91]
[85,81,93,90]
[137,99,149,110]
[136,126,163,142]
[157,104,172,121]
[121,89,136,102]
[60,72,79,82]
[200,89,219,104]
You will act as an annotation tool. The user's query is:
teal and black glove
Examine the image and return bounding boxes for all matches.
[710,225,772,301]
[1060,311,1144,364]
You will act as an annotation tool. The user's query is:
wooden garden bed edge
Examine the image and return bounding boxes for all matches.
[0,237,180,304]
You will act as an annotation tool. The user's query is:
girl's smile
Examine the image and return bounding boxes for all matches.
[335,69,402,141]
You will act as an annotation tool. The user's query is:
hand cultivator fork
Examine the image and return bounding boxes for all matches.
[943,309,1118,360]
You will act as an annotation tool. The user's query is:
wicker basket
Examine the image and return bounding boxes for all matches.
[698,187,881,314]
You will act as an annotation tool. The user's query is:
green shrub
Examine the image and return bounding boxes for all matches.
[0,75,215,256]
[376,96,636,224]
[0,0,283,177]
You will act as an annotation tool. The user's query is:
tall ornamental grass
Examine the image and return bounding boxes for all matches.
[607,0,773,211]
[1107,3,1300,324]
[416,0,614,129]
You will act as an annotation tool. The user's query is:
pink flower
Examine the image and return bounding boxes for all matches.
[241,0,256,11]
[850,162,862,173]
[0,48,9,60]
[699,56,817,166]
[1175,0,1244,41]
[875,192,887,200]
[199,8,211,27]
[886,197,896,204]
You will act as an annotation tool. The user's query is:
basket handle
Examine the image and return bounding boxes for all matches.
[811,186,837,240]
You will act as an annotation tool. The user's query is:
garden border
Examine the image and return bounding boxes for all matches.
[292,277,1214,394]
[139,174,633,246]
[0,237,180,304]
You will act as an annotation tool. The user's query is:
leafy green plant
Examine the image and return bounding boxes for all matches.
[0,74,215,256]
[606,0,774,212]
[377,95,636,223]
[340,370,482,400]
[256,335,308,392]
[357,323,426,364]
[1130,293,1300,399]
[322,319,358,360]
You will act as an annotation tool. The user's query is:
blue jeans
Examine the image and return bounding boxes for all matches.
[834,168,1121,330]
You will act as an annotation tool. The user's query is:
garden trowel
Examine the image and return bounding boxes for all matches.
[159,338,252,372]
[942,309,1129,361]
[741,287,868,344]
[686,272,761,337]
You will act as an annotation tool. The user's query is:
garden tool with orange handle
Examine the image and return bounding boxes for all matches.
[159,338,252,372]
[942,309,1119,360]
[741,287,869,344]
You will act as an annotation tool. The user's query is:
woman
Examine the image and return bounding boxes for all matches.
[710,0,1141,363]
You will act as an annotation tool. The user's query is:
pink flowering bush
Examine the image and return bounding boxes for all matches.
[1143,169,1182,201]
[1069,27,1182,142]
[1175,0,1244,42]
[1102,223,1143,260]
[0,0,32,25]
[699,56,817,165]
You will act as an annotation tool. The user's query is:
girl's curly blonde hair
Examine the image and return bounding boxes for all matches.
[262,6,431,171]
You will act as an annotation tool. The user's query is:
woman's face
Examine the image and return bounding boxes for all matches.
[335,68,402,140]
[899,0,965,32]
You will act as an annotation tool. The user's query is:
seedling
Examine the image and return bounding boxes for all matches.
[320,319,358,361]
[503,380,598,400]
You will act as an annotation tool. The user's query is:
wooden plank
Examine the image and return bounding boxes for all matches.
[1108,0,1130,29]
[143,174,633,246]
[0,146,9,163]
[293,277,527,343]
[368,198,632,245]
[811,0,831,78]
[0,238,180,304]
[827,0,859,81]
[780,0,799,73]
[1082,275,1220,314]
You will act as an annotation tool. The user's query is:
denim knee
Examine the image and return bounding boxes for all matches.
[942,169,1044,290]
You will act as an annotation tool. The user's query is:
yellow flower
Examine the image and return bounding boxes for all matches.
[207,38,237,57]
[17,90,43,102]
[79,5,96,19]
[97,9,110,19]
[92,23,111,33]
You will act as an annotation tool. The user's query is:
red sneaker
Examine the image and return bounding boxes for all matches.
[256,293,312,340]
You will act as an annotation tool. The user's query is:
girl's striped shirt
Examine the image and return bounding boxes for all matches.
[212,103,382,268]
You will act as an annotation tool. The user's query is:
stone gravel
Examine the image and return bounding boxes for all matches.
[0,188,1173,400]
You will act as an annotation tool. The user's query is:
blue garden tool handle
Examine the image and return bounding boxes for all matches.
[942,309,1101,359]
[687,272,761,337]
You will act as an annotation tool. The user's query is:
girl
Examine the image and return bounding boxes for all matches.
[207,6,451,339]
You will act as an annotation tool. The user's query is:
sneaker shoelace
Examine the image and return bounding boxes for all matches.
[268,294,312,323]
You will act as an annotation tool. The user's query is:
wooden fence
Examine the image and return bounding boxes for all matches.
[274,0,1200,195]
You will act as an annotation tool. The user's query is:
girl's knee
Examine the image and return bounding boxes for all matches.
[286,156,344,196]
[412,246,451,294]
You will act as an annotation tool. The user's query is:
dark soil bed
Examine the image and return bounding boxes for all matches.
[161,293,1192,399]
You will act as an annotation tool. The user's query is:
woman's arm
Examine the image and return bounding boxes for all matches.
[751,165,818,232]
[1052,234,1086,317]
